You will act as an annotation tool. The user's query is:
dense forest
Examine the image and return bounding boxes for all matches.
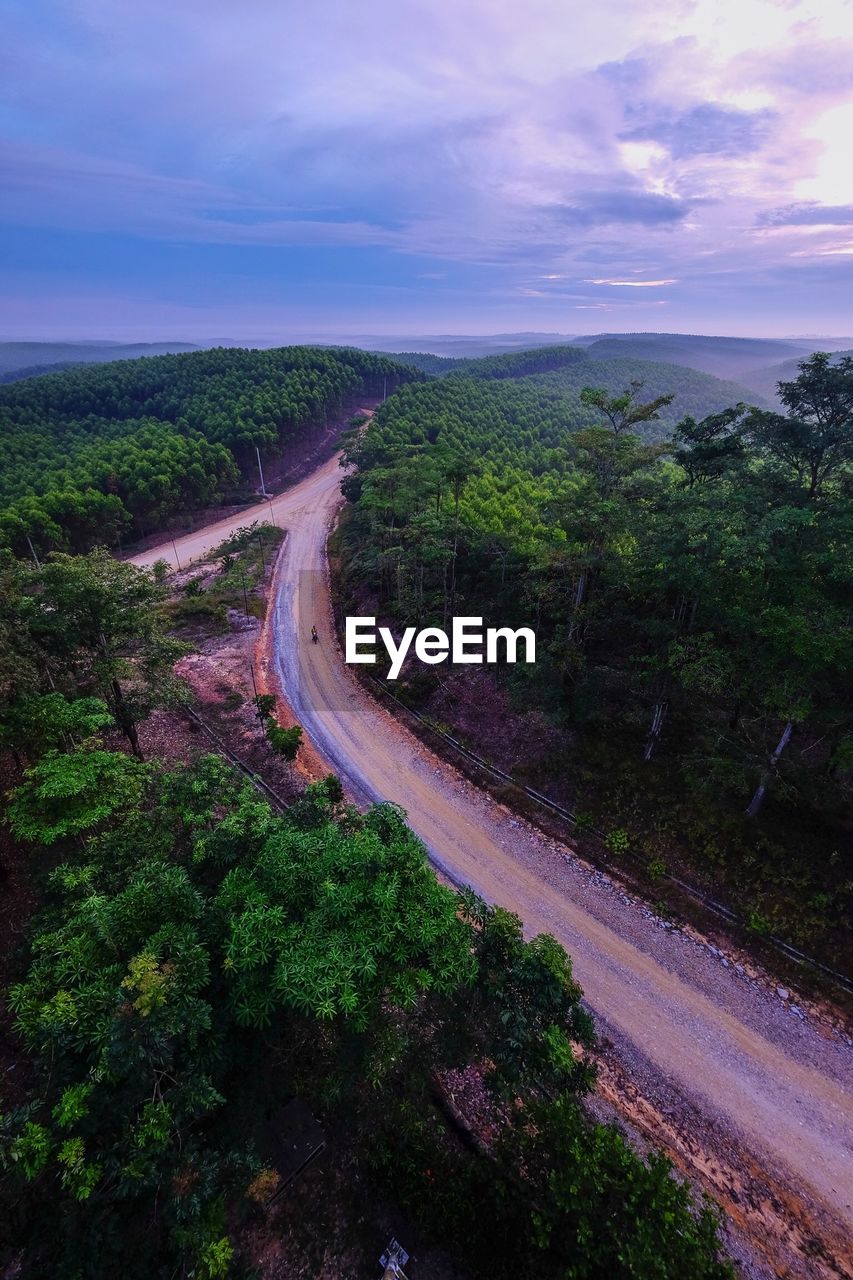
[383,342,768,436]
[524,356,771,438]
[0,346,417,556]
[341,351,853,963]
[0,338,848,1275]
[0,550,732,1278]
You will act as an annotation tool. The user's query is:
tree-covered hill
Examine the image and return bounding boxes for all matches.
[382,344,768,438]
[382,344,590,378]
[525,355,770,439]
[382,350,462,375]
[0,345,418,555]
[0,361,85,385]
[445,344,591,381]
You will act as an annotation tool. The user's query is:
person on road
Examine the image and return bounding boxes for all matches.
[311,625,318,644]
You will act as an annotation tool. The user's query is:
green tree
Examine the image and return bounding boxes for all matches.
[746,352,853,498]
[1,755,475,1277]
[6,747,146,843]
[0,692,112,763]
[30,548,185,759]
[265,719,302,763]
[580,380,675,437]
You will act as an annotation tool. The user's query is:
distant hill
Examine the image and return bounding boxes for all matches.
[385,344,590,380]
[574,333,812,381]
[0,341,201,376]
[526,356,770,440]
[0,361,84,384]
[385,344,767,435]
[382,351,461,376]
[361,332,576,359]
[446,345,590,381]
[737,349,853,406]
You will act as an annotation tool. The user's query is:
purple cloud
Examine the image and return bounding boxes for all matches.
[759,203,853,227]
[623,103,777,159]
[553,191,689,227]
[1,0,852,337]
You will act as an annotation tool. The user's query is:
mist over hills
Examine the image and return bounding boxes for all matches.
[0,340,201,376]
[380,344,773,433]
[2,331,849,406]
[737,349,853,405]
[574,333,815,379]
[358,330,852,377]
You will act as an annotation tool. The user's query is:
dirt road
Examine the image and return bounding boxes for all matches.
[136,448,853,1278]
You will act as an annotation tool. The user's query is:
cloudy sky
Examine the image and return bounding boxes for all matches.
[2,0,852,340]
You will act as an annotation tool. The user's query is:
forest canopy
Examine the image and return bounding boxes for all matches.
[382,342,767,435]
[0,345,418,556]
[341,352,853,964]
[0,742,733,1280]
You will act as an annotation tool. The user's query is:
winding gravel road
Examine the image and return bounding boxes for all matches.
[134,446,852,1278]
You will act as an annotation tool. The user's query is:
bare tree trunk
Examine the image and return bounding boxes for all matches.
[574,566,588,611]
[644,701,667,761]
[568,566,588,643]
[745,719,794,819]
[673,594,686,628]
[449,491,460,617]
[111,677,144,761]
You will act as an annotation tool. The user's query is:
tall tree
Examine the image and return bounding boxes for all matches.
[745,353,853,498]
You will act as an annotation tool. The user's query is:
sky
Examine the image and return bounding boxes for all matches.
[2,0,852,341]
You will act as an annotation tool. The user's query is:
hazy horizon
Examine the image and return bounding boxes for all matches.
[2,0,852,339]
[2,329,852,350]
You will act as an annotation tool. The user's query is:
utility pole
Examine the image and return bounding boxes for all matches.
[171,538,181,570]
[239,567,250,618]
[256,446,268,497]
[249,662,262,723]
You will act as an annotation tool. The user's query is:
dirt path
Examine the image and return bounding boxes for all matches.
[136,444,853,1279]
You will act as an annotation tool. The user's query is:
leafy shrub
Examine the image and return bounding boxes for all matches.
[606,828,630,857]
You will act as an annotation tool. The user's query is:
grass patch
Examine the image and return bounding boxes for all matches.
[162,596,228,630]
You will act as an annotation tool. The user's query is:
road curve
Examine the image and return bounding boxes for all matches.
[135,447,853,1274]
